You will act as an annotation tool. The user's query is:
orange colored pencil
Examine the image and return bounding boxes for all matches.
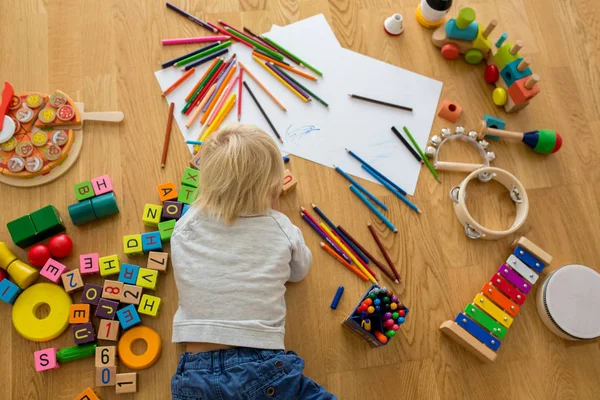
[200,65,236,124]
[238,61,287,112]
[208,75,239,125]
[320,242,368,281]
[162,68,196,96]
[185,58,219,101]
[186,85,215,128]
[252,51,317,81]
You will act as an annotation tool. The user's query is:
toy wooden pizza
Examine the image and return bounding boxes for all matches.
[0,81,124,187]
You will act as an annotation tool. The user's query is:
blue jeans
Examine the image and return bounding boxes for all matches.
[171,348,337,400]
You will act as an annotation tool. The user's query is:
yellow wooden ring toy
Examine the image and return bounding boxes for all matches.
[118,326,162,370]
[12,283,72,342]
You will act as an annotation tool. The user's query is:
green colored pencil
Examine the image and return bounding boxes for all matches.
[174,41,232,68]
[224,28,284,62]
[181,59,223,113]
[402,126,441,183]
[272,65,328,107]
[261,36,323,76]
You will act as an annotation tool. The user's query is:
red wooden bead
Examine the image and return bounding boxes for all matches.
[48,234,73,259]
[441,44,460,60]
[28,244,51,267]
[0,268,6,282]
[484,64,499,84]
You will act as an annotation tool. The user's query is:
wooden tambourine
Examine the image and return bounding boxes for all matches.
[450,167,529,240]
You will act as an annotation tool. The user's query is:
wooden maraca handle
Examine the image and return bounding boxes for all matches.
[476,120,523,141]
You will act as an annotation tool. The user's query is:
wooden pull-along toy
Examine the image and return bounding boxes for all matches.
[0,81,124,187]
[476,120,562,154]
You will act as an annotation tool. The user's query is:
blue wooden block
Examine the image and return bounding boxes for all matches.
[0,279,21,304]
[445,19,478,41]
[500,59,532,88]
[182,204,190,217]
[118,264,140,285]
[484,114,506,141]
[513,246,545,273]
[116,304,142,330]
[141,232,162,253]
[455,313,501,351]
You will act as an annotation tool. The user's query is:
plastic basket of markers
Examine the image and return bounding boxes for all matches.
[342,285,409,347]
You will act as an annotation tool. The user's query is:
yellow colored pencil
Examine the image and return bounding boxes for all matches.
[200,93,236,142]
[201,65,237,124]
[239,61,286,111]
[320,223,378,285]
[252,56,308,103]
[186,85,216,128]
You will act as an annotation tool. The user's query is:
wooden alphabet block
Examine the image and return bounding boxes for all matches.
[147,251,168,272]
[439,320,497,363]
[81,283,103,306]
[142,204,163,227]
[157,182,178,202]
[118,264,140,285]
[99,254,120,277]
[158,219,176,241]
[178,184,198,205]
[282,169,298,194]
[136,268,158,290]
[69,304,91,324]
[74,387,100,400]
[141,231,162,253]
[91,174,113,196]
[102,280,124,300]
[96,366,116,387]
[40,258,67,283]
[95,346,117,367]
[98,319,120,341]
[116,304,141,330]
[72,322,95,345]
[95,298,119,320]
[116,372,138,394]
[162,201,183,220]
[79,253,99,275]
[120,284,143,305]
[182,167,200,188]
[74,181,95,201]
[138,294,161,317]
[0,279,21,304]
[182,204,190,217]
[123,234,143,257]
[34,348,59,372]
[61,269,84,293]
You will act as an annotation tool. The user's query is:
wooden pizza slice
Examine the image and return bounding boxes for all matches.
[8,92,49,133]
[35,90,81,129]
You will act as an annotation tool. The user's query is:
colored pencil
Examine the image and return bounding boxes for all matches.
[349,185,398,233]
[174,41,232,68]
[320,223,378,285]
[242,27,280,53]
[310,203,337,232]
[254,56,308,102]
[266,62,311,100]
[200,93,236,141]
[185,58,220,101]
[367,223,401,282]
[165,2,217,33]
[195,72,235,142]
[243,81,283,143]
[254,48,289,65]
[252,52,317,81]
[162,36,229,45]
[361,165,422,214]
[329,228,376,278]
[186,85,215,127]
[320,242,368,282]
[237,69,243,121]
[239,62,286,111]
[162,68,196,96]
[202,62,236,118]
[391,126,423,164]
[160,102,175,168]
[337,225,398,284]
[259,36,303,66]
[272,65,327,107]
[207,22,254,50]
[223,26,284,61]
[188,56,234,113]
[348,94,412,112]
[185,140,203,145]
[300,211,352,264]
[183,48,229,71]
[334,227,370,267]
[209,76,239,125]
[402,126,441,183]
[333,165,387,210]
[260,36,323,76]
[161,42,222,69]
[182,59,224,113]
[345,148,407,196]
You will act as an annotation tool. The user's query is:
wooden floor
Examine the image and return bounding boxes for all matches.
[1,0,600,399]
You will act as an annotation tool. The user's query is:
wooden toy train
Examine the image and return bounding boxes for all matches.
[431,7,540,113]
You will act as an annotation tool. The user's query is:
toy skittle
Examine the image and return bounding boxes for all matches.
[476,120,562,154]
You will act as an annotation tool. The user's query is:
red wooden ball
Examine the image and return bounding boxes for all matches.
[484,64,499,84]
[48,234,73,258]
[0,268,6,282]
[28,244,51,267]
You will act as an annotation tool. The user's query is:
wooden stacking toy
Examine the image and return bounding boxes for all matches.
[0,242,39,292]
[476,120,562,154]
[439,237,552,362]
[68,175,119,226]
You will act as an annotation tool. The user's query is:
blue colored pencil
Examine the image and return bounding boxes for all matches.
[361,165,421,214]
[311,203,337,231]
[345,148,407,196]
[335,226,370,266]
[349,185,398,233]
[184,48,230,71]
[333,165,388,211]
[185,140,204,145]
[161,42,222,69]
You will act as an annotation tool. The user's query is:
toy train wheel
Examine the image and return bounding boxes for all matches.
[441,44,460,60]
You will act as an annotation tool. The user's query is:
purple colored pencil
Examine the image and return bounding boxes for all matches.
[202,57,237,112]
[300,213,352,264]
[165,2,217,33]
[266,62,311,100]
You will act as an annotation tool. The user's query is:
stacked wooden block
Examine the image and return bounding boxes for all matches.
[68,175,119,226]
[0,242,38,300]
[6,205,65,248]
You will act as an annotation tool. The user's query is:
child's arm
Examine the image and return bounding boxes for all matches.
[288,225,312,282]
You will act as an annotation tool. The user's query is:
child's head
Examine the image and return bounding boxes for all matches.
[194,123,284,223]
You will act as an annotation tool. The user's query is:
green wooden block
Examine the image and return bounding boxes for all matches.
[464,303,507,339]
[68,200,97,226]
[158,219,176,242]
[30,205,65,240]
[178,184,198,205]
[74,181,95,201]
[91,192,120,219]
[181,167,200,188]
[493,43,520,71]
[6,215,38,248]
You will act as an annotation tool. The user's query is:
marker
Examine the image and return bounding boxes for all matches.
[361,319,371,331]
[330,286,344,309]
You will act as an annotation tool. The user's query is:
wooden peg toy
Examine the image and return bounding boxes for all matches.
[74,388,100,400]
[95,346,116,367]
[120,284,143,305]
[95,298,119,320]
[119,264,140,285]
[475,120,562,154]
[116,373,138,394]
[34,348,59,372]
[72,322,96,345]
[0,242,18,270]
[98,319,120,341]
[282,169,297,194]
[138,294,161,317]
[6,259,38,289]
[102,280,124,300]
[81,283,103,306]
[61,269,84,293]
[123,234,144,256]
[80,253,99,275]
[116,304,142,330]
[99,254,120,277]
[157,181,178,202]
[96,366,117,387]
[136,267,158,290]
[142,204,163,227]
[147,251,169,272]
[117,325,162,369]
[158,219,176,241]
[69,304,91,324]
[40,258,67,283]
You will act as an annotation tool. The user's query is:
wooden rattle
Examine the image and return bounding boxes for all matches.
[476,120,562,154]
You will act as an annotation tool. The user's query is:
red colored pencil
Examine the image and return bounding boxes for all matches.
[367,223,401,282]
[160,102,175,168]
[185,61,228,115]
[237,68,243,121]
[208,21,254,49]
[320,242,369,282]
[185,58,219,101]
[243,27,279,53]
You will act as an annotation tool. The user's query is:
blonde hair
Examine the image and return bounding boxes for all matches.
[194,124,284,223]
